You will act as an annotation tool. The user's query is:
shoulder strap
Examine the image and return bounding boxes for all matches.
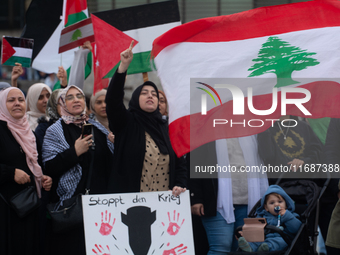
[0,192,9,206]
[85,130,95,194]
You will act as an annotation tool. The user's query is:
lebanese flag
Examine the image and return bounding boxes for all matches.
[92,0,181,77]
[91,42,109,94]
[152,0,340,157]
[54,0,91,90]
[59,17,95,53]
[1,36,34,67]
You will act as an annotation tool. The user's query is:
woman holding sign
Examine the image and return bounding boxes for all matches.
[106,41,187,195]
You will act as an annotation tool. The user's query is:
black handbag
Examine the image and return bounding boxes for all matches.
[47,146,95,233]
[47,193,83,233]
[0,185,40,218]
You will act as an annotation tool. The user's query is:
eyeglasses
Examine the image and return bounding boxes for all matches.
[65,93,84,101]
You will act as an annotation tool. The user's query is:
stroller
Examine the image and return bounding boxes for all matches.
[229,177,330,255]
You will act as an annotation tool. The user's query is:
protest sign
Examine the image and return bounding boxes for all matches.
[82,190,194,255]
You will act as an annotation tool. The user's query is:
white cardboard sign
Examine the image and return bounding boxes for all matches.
[82,190,194,255]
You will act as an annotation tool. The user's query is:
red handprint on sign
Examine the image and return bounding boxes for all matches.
[162,243,187,255]
[92,244,110,255]
[162,210,185,236]
[95,210,116,236]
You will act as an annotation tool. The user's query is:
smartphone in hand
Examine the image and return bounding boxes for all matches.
[82,123,93,138]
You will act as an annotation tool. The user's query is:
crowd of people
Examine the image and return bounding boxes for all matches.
[0,41,340,255]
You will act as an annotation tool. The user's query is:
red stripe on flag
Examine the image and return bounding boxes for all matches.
[169,81,340,157]
[58,35,95,53]
[152,1,340,58]
[169,116,191,157]
[61,17,92,35]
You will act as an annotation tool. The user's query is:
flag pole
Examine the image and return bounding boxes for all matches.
[60,53,63,84]
[143,72,148,82]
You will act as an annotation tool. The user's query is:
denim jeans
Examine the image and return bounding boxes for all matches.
[201,205,248,255]
[232,205,248,251]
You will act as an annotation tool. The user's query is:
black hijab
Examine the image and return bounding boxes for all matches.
[128,81,170,154]
[106,71,187,193]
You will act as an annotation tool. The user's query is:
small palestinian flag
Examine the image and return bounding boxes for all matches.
[92,0,181,77]
[59,17,95,53]
[1,36,34,67]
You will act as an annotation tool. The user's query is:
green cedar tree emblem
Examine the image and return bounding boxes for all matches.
[71,29,82,42]
[248,36,320,87]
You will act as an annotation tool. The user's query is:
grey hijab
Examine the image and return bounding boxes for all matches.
[0,82,10,90]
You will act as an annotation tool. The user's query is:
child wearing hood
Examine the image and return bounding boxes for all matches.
[238,185,302,252]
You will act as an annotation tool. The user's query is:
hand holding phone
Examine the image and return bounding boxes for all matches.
[75,134,93,156]
[82,123,93,138]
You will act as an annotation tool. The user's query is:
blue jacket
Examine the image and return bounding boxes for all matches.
[256,185,302,237]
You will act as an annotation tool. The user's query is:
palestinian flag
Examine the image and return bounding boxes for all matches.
[152,0,340,157]
[92,0,181,77]
[1,36,34,67]
[307,117,331,145]
[91,14,138,80]
[59,17,95,53]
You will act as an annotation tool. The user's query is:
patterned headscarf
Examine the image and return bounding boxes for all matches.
[59,85,88,127]
[46,89,62,121]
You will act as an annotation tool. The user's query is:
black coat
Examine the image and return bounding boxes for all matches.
[0,120,40,255]
[106,71,187,193]
[323,118,340,200]
[43,120,113,255]
[188,141,218,217]
[35,117,54,146]
[257,120,322,168]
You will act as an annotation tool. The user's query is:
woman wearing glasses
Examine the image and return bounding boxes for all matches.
[42,85,114,255]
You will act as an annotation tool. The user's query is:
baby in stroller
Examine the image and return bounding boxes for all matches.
[238,185,302,252]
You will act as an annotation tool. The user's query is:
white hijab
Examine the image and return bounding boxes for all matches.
[26,83,52,130]
[216,135,269,223]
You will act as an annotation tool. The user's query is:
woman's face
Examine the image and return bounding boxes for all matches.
[94,95,107,118]
[6,89,26,119]
[65,88,85,116]
[139,85,158,113]
[36,88,50,113]
[159,93,167,116]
